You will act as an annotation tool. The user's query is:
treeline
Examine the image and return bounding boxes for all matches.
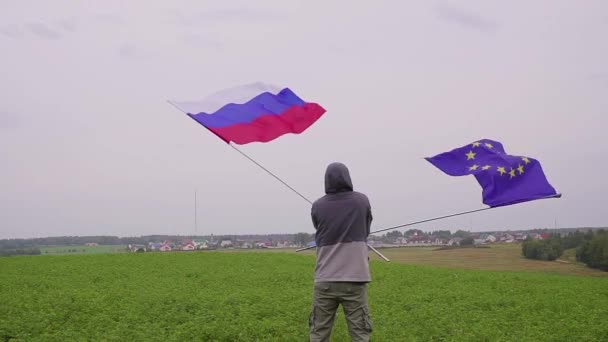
[577,231,608,271]
[522,230,608,271]
[0,248,41,257]
[379,229,455,241]
[522,237,562,261]
[0,236,126,250]
[0,233,309,251]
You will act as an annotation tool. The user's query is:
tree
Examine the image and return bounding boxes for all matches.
[522,235,563,261]
[405,229,424,237]
[386,231,403,239]
[293,232,312,247]
[453,230,471,239]
[460,237,474,246]
[562,230,586,249]
[577,231,608,271]
[431,230,452,240]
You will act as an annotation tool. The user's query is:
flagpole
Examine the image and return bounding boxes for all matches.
[296,193,561,252]
[194,189,198,236]
[228,144,312,206]
[296,210,491,253]
[168,101,390,261]
[369,193,562,235]
[228,144,390,261]
[370,208,492,235]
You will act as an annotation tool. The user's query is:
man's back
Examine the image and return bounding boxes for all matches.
[311,162,372,283]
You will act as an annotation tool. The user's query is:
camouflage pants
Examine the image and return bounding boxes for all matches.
[309,282,373,342]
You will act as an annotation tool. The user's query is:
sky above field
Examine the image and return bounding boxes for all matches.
[1,1,607,239]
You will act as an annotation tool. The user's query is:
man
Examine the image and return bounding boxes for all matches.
[309,162,373,342]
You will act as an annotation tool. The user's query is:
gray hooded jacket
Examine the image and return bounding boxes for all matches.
[311,162,372,282]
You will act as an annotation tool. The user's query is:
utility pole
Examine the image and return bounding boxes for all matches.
[194,189,198,236]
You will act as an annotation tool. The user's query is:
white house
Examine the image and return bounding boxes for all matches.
[220,240,233,248]
[395,237,407,244]
[159,244,172,252]
[448,237,463,246]
[485,235,497,243]
[181,243,196,251]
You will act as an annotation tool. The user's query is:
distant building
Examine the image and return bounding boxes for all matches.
[149,243,162,251]
[448,237,463,246]
[276,240,292,248]
[128,244,146,253]
[181,243,196,251]
[196,241,209,250]
[395,237,407,244]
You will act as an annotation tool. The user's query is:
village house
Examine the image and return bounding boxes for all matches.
[395,237,407,244]
[148,242,162,251]
[128,244,146,253]
[195,240,209,250]
[448,237,463,246]
[180,242,196,251]
[276,240,292,248]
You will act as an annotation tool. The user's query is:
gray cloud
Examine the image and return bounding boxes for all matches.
[2,18,78,40]
[436,5,498,32]
[0,26,24,39]
[26,22,62,39]
[118,43,140,58]
[1,1,607,239]
[170,7,280,26]
[57,18,79,33]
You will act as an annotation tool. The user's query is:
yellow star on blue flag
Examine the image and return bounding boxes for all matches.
[425,139,560,207]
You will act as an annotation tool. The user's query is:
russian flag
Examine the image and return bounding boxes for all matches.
[170,83,326,145]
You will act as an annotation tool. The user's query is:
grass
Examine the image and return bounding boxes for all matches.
[302,243,608,277]
[1,252,608,341]
[559,248,578,263]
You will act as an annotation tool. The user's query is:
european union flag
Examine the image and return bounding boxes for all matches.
[425,139,560,207]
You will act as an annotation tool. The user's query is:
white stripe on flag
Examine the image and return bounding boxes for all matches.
[169,82,283,115]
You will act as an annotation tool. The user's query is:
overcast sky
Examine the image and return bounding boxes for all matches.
[1,1,607,239]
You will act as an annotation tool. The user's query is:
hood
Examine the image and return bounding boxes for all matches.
[324,162,354,194]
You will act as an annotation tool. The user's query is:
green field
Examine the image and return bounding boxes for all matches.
[40,245,126,255]
[371,244,608,277]
[296,244,608,277]
[1,251,607,341]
